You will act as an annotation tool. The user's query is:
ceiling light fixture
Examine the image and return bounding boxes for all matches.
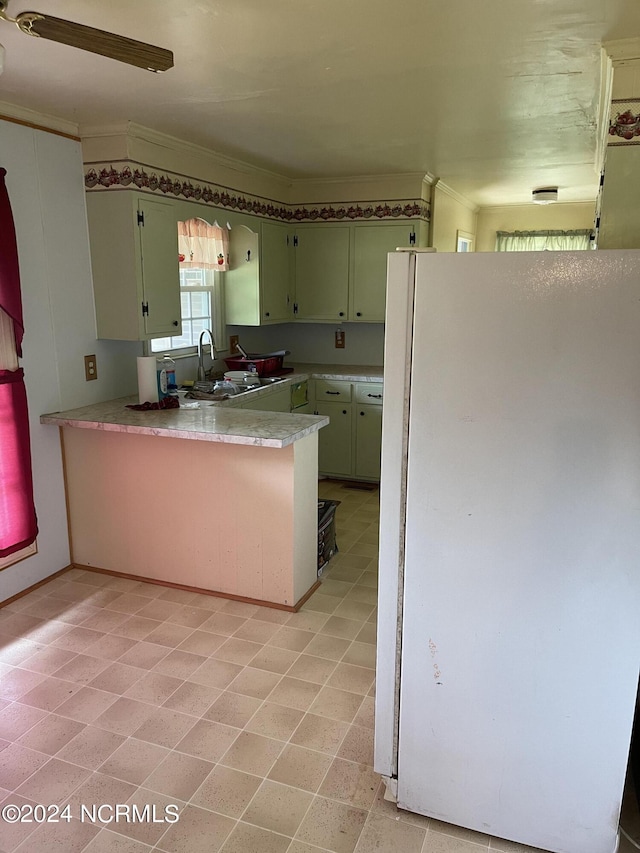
[532,187,558,204]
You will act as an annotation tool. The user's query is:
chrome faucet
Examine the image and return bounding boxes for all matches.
[197,329,216,381]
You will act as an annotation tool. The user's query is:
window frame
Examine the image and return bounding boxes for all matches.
[149,267,226,357]
[456,230,475,252]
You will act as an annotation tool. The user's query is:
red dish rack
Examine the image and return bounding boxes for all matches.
[224,350,290,377]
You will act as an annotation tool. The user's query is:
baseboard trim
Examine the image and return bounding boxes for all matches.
[293,580,322,611]
[0,565,73,608]
[321,477,380,490]
[71,563,322,613]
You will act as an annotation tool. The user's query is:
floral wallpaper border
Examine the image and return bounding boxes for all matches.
[608,99,640,146]
[84,162,431,223]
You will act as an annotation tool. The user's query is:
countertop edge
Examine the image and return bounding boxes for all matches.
[40,364,381,446]
[292,364,384,382]
[41,399,330,448]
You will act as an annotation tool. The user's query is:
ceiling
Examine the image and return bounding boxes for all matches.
[1,0,639,206]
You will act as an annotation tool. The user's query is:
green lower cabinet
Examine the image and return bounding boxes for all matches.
[314,381,383,482]
[315,401,353,477]
[241,386,291,412]
[355,404,383,480]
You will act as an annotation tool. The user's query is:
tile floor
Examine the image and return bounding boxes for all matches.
[0,480,636,853]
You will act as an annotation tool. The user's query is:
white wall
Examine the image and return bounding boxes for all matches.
[0,119,140,601]
[430,183,478,252]
[476,202,596,252]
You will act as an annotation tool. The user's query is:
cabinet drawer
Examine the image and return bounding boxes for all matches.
[315,380,352,402]
[354,382,383,405]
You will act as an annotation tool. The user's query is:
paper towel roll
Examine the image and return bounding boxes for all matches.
[137,356,159,404]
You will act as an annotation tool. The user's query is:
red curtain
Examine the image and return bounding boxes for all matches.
[0,167,38,557]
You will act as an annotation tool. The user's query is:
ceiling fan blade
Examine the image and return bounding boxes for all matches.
[15,12,173,72]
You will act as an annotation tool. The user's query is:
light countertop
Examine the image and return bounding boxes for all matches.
[204,365,384,411]
[291,363,384,382]
[41,395,329,448]
[40,364,382,447]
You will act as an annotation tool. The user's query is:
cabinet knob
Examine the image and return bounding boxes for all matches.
[325,391,340,395]
[360,411,365,416]
[339,312,344,317]
[265,312,270,317]
[342,410,347,415]
[172,320,179,327]
[356,312,362,317]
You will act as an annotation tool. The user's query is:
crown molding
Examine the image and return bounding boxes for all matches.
[603,38,640,63]
[596,48,614,170]
[434,180,479,212]
[0,101,79,138]
[479,200,595,212]
[80,123,436,201]
[78,121,131,139]
[292,171,429,187]
[80,121,292,189]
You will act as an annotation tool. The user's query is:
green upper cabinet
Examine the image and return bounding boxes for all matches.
[261,221,292,322]
[351,223,415,323]
[292,221,416,324]
[225,218,292,326]
[224,222,260,325]
[86,192,181,341]
[138,199,182,336]
[293,225,350,321]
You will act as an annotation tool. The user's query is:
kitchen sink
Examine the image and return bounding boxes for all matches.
[190,376,286,399]
[237,376,286,391]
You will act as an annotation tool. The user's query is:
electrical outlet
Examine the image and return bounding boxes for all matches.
[229,334,239,354]
[335,329,345,349]
[84,354,98,381]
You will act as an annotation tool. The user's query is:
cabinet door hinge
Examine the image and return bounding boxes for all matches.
[142,302,149,317]
[293,303,298,315]
[137,210,145,226]
[409,231,416,245]
[293,235,299,247]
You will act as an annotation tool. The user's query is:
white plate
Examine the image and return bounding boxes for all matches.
[225,370,258,383]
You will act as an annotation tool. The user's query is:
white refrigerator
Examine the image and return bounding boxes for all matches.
[375,249,640,853]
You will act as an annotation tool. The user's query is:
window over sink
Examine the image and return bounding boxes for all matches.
[150,267,222,354]
[150,218,229,355]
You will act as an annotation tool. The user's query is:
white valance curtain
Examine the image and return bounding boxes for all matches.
[178,218,230,270]
[496,230,592,252]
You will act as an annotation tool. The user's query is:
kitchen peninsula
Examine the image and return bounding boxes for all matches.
[41,393,328,610]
